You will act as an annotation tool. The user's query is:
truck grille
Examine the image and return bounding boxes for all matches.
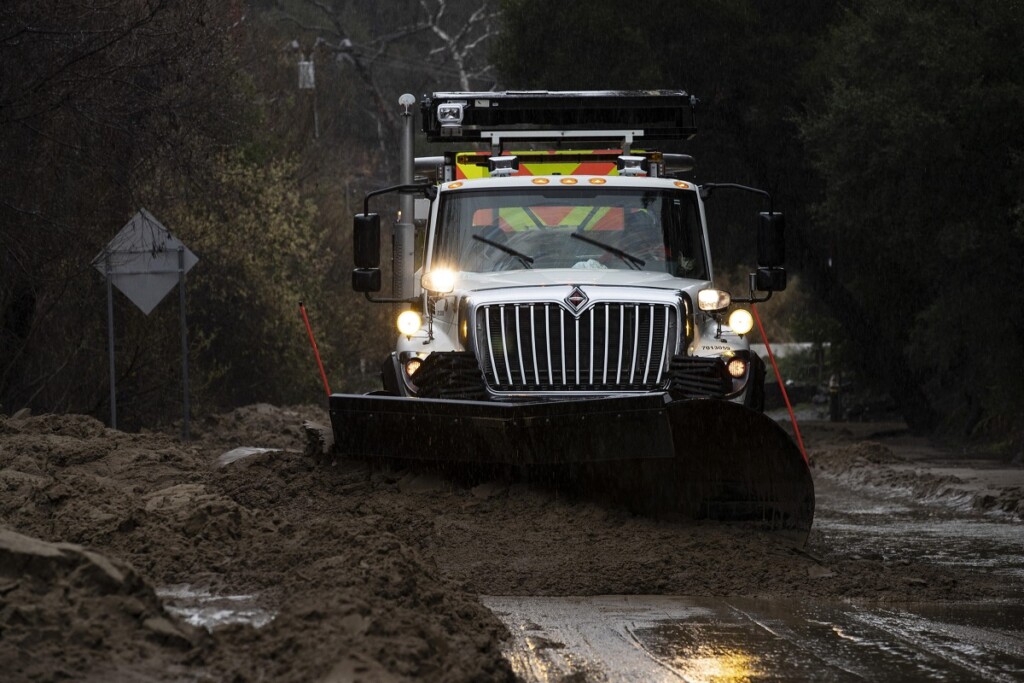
[476,302,677,392]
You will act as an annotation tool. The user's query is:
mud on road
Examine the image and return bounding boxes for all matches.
[0,406,1021,681]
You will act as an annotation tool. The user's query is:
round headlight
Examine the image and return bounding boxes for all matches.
[728,308,754,336]
[397,310,422,336]
[727,358,748,378]
[421,268,456,293]
[405,357,423,376]
[697,288,731,311]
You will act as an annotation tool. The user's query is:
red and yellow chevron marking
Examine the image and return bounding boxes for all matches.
[455,150,633,180]
[472,205,624,232]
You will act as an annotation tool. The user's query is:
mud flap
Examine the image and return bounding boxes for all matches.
[329,393,814,539]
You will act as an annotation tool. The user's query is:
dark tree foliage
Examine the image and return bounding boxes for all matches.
[0,1,332,424]
[802,0,1024,435]
[0,0,503,425]
[496,0,1024,436]
[0,0,248,419]
[242,0,503,392]
[495,0,837,268]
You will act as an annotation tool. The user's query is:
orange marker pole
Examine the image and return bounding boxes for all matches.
[751,306,808,464]
[299,302,331,398]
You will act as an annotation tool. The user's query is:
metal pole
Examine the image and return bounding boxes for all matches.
[178,247,190,440]
[313,88,320,139]
[105,253,117,430]
[394,94,416,299]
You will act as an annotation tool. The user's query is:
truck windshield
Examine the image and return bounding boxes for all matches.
[432,188,707,278]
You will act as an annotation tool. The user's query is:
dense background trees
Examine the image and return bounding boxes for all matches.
[801,0,1024,435]
[1,0,1021,444]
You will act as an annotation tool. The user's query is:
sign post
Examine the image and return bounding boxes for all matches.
[105,253,117,429]
[93,210,198,439]
[178,247,190,439]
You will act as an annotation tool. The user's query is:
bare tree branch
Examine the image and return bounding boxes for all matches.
[0,0,169,110]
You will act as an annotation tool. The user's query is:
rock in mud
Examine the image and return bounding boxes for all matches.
[0,527,202,681]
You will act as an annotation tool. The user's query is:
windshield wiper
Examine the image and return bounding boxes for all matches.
[570,232,645,270]
[472,234,534,269]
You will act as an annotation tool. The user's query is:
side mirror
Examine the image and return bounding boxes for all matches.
[352,268,382,292]
[354,213,381,268]
[755,267,786,291]
[755,212,786,292]
[757,212,785,267]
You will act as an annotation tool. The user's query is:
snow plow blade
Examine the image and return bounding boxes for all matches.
[329,392,814,538]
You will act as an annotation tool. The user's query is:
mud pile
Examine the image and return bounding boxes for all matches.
[811,436,1024,518]
[0,528,203,681]
[0,411,512,682]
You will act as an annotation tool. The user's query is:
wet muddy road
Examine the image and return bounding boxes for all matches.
[487,476,1024,681]
[3,409,1022,681]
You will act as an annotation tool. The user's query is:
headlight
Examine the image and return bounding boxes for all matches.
[405,357,423,376]
[697,288,731,311]
[397,310,422,336]
[727,358,748,378]
[421,268,456,293]
[728,308,754,335]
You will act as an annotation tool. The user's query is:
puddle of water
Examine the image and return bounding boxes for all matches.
[157,584,275,630]
[485,595,1024,683]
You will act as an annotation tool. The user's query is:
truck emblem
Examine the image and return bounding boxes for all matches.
[565,286,588,312]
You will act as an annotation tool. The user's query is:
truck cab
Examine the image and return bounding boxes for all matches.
[353,91,786,408]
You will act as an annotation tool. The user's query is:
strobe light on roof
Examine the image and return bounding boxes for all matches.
[617,155,649,177]
[488,155,519,177]
[436,101,464,136]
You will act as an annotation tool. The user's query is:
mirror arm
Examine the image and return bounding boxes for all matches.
[363,181,437,215]
[731,272,775,304]
[364,292,418,304]
[699,183,774,213]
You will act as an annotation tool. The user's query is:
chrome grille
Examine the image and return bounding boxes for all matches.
[477,302,677,392]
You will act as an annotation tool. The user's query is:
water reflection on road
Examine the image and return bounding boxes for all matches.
[485,595,1024,682]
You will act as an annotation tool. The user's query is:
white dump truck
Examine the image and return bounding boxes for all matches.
[332,91,813,537]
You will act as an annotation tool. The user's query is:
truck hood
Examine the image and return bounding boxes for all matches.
[453,268,709,293]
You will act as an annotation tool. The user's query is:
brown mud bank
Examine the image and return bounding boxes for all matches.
[0,406,1020,681]
[0,407,512,682]
[802,421,1024,519]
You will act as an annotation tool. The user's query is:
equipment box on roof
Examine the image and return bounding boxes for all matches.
[421,90,698,142]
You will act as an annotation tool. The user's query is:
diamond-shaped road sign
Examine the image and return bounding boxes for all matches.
[92,209,198,315]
